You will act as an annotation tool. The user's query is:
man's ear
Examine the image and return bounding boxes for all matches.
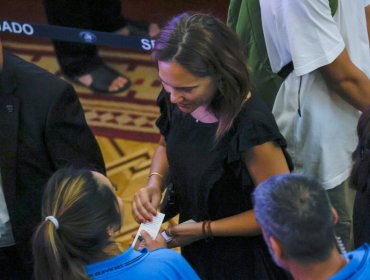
[332,207,339,225]
[269,236,283,262]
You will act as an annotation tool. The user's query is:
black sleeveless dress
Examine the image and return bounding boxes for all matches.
[156,90,293,280]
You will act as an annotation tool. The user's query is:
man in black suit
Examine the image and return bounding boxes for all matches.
[0,39,106,279]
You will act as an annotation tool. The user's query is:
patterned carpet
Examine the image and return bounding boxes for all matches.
[2,39,173,249]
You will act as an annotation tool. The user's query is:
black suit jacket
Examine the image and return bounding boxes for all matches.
[0,51,105,244]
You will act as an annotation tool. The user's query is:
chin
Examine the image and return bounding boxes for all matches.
[177,104,193,113]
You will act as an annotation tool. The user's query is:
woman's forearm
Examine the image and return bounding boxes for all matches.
[147,136,169,192]
[208,210,261,237]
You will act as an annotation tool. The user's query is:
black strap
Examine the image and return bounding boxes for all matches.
[277,61,294,79]
[0,18,154,51]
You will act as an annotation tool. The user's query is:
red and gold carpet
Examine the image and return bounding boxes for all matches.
[2,39,169,249]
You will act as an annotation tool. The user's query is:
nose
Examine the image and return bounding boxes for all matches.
[169,90,183,104]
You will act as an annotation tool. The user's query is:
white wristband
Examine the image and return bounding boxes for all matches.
[161,231,172,242]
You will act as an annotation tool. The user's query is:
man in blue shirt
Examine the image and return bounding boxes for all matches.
[253,174,370,279]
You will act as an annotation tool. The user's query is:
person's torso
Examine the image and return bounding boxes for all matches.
[329,243,370,279]
[261,0,368,188]
[87,247,200,279]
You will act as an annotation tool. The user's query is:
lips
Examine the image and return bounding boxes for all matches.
[177,103,190,110]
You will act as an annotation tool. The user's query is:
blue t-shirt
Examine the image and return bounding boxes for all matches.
[86,247,199,279]
[329,243,370,280]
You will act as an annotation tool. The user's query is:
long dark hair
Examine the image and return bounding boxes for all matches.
[32,167,121,280]
[350,107,370,194]
[152,12,252,139]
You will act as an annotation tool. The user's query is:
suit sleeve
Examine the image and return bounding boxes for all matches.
[44,83,106,174]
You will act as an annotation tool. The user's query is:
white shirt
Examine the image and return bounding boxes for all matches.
[260,0,370,189]
[0,171,15,247]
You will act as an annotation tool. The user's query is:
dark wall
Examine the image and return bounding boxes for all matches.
[0,0,230,24]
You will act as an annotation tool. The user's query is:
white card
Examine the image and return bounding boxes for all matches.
[132,212,165,249]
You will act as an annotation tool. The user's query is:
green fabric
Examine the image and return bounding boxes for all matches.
[227,0,338,110]
[329,0,338,16]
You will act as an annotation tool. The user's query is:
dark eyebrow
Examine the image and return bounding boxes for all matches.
[176,86,198,91]
[159,77,198,91]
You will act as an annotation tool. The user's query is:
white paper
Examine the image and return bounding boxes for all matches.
[132,212,165,248]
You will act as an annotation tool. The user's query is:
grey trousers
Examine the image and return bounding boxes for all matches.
[327,179,356,251]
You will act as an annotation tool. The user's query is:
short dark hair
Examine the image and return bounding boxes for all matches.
[32,167,121,280]
[350,106,370,194]
[253,174,336,264]
[152,12,252,139]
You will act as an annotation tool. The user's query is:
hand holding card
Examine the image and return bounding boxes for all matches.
[132,212,165,250]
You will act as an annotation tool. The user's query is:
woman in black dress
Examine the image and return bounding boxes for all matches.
[132,13,292,279]
[350,107,370,248]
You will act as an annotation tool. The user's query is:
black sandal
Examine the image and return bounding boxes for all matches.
[67,64,131,94]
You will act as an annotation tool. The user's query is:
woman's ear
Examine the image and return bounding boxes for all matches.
[107,226,115,237]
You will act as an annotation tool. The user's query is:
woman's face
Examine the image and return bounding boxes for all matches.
[92,171,124,216]
[158,61,217,113]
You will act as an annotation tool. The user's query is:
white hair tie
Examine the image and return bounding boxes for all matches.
[45,216,59,229]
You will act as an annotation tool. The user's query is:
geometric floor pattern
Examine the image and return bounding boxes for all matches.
[2,39,176,249]
[97,137,159,248]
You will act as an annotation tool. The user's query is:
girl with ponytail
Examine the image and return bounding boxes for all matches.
[32,167,198,280]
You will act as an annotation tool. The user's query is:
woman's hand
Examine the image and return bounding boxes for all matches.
[132,230,167,251]
[140,230,167,251]
[165,221,203,248]
[132,184,162,223]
